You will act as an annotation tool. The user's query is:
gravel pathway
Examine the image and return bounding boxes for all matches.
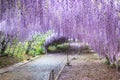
[0,54,67,80]
[0,42,88,80]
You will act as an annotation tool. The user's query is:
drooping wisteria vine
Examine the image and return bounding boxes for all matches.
[0,0,120,63]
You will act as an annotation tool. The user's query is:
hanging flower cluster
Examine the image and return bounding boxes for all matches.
[0,0,120,62]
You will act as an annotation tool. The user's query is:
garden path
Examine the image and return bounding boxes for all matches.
[0,53,68,80]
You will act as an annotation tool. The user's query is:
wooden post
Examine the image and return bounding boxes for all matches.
[66,42,70,66]
[51,70,54,80]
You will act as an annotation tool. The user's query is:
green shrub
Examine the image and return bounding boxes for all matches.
[0,31,52,60]
[48,43,69,52]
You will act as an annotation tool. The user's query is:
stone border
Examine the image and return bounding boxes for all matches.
[55,62,66,80]
[0,55,45,74]
[54,56,74,80]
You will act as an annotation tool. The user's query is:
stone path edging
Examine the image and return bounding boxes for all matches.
[54,56,74,80]
[55,62,66,80]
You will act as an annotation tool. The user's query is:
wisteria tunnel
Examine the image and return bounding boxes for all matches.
[0,0,120,80]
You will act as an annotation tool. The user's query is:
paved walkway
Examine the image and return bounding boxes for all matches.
[0,42,82,80]
[0,54,67,80]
